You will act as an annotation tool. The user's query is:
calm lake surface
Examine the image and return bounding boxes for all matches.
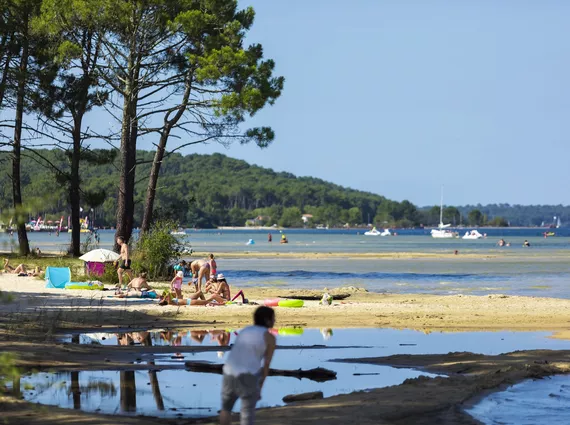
[3,228,570,298]
[13,328,570,418]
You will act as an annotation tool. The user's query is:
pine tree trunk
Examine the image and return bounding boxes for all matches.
[69,118,82,257]
[12,26,29,256]
[114,46,140,250]
[141,131,169,233]
[115,96,135,250]
[140,77,192,234]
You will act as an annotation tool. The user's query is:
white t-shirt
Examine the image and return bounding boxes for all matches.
[223,325,268,376]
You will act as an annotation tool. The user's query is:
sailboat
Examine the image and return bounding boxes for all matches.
[431,187,458,239]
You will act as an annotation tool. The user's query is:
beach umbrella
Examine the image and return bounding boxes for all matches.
[79,248,120,263]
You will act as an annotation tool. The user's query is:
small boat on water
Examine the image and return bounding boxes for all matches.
[364,227,391,236]
[170,229,186,236]
[462,230,483,240]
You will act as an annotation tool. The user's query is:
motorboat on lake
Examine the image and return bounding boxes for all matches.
[462,230,483,240]
[364,227,391,236]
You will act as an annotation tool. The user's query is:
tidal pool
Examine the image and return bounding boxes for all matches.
[15,328,570,418]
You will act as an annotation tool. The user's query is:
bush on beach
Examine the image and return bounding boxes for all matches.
[131,220,181,280]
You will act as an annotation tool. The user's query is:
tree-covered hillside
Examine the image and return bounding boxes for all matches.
[0,150,403,228]
[0,149,567,228]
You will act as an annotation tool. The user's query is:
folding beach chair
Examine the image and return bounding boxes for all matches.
[45,267,71,289]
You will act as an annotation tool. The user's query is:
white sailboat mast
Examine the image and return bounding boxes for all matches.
[440,186,444,226]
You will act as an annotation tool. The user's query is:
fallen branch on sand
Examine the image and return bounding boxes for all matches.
[285,294,351,301]
[184,361,337,382]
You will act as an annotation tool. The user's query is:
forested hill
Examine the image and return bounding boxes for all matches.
[0,149,567,228]
[0,150,396,228]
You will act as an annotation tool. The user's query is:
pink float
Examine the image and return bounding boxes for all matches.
[263,298,280,307]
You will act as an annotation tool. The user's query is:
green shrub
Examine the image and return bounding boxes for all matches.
[0,353,19,389]
[132,220,180,280]
[100,263,120,284]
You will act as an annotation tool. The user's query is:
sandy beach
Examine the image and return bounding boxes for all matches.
[2,272,570,424]
[1,274,570,333]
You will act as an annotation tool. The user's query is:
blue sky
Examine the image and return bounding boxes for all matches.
[100,1,570,206]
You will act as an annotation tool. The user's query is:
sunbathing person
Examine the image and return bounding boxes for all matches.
[206,273,248,304]
[115,273,157,298]
[158,290,217,306]
[3,258,26,274]
[190,330,209,344]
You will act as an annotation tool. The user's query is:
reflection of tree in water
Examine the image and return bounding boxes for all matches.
[22,371,116,407]
[120,371,137,412]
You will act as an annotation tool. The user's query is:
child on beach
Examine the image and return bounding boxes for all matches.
[208,253,217,275]
[220,306,276,425]
[171,271,184,299]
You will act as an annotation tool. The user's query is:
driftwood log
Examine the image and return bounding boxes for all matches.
[285,293,351,301]
[283,391,324,403]
[185,362,337,382]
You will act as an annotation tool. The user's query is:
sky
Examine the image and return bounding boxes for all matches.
[98,0,570,206]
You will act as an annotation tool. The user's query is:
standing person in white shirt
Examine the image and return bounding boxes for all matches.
[220,306,276,425]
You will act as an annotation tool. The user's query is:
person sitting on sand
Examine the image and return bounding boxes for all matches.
[115,272,157,298]
[206,273,248,304]
[158,290,217,306]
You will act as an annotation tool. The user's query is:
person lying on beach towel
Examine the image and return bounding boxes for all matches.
[158,290,218,306]
[3,258,26,275]
[2,259,41,277]
[114,272,157,298]
[205,274,248,304]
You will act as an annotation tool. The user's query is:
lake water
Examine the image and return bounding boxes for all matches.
[3,229,570,298]
[3,228,570,254]
[13,328,570,419]
[467,375,570,425]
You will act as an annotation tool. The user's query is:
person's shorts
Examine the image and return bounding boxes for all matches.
[141,291,157,299]
[173,282,182,290]
[221,373,260,413]
[118,260,131,270]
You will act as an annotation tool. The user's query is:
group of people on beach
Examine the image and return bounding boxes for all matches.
[113,236,247,307]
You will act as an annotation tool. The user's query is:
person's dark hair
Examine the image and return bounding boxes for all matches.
[117,236,125,243]
[254,306,275,328]
[139,272,148,279]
